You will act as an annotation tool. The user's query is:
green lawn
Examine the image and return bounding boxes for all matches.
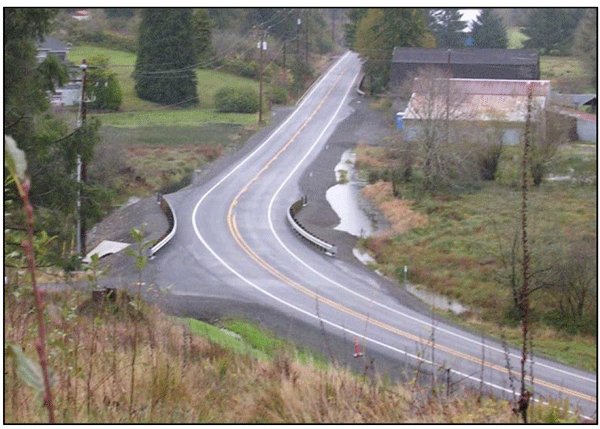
[67,45,264,200]
[96,109,257,128]
[68,45,261,113]
[540,56,586,81]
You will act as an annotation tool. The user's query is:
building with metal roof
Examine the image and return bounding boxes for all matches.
[402,78,550,144]
[389,48,540,88]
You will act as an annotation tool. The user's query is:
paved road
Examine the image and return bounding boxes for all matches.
[155,52,596,420]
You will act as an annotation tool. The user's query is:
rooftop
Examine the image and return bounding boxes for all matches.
[405,79,550,122]
[37,36,70,52]
[392,48,539,66]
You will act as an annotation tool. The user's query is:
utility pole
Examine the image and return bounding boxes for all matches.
[331,9,335,48]
[283,39,287,84]
[304,9,309,64]
[76,59,88,257]
[296,10,301,55]
[258,31,267,124]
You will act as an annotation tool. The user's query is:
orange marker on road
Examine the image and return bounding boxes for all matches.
[353,337,363,358]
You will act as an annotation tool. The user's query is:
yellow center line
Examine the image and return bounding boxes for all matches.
[223,67,596,405]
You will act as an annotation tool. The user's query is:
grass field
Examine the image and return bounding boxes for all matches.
[5,287,580,423]
[67,45,265,200]
[505,27,592,92]
[68,46,262,112]
[356,142,597,372]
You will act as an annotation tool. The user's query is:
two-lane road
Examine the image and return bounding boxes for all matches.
[156,52,596,419]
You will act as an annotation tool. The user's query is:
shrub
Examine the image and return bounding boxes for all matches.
[89,74,123,111]
[225,57,258,79]
[214,86,259,113]
[268,85,288,105]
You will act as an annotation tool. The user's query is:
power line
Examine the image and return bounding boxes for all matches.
[104,9,295,75]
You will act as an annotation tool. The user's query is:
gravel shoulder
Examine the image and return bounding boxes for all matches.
[294,96,396,263]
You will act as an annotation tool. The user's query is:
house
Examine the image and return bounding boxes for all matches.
[582,96,597,114]
[550,92,597,112]
[53,82,83,107]
[574,111,597,142]
[36,35,70,62]
[36,36,81,107]
[389,48,540,88]
[547,93,597,142]
[402,78,550,145]
[72,10,90,21]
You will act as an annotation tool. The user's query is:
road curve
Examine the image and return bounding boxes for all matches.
[157,52,596,420]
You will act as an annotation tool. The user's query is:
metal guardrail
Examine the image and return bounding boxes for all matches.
[287,197,337,256]
[150,194,177,258]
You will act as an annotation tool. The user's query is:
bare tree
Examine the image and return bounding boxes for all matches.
[402,68,480,192]
[539,238,597,332]
[529,109,570,186]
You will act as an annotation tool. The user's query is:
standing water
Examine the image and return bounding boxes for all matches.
[326,150,375,237]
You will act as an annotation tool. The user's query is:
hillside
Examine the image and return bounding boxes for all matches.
[5,288,582,423]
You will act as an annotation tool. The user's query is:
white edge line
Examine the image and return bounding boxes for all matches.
[190,50,596,413]
[264,61,596,387]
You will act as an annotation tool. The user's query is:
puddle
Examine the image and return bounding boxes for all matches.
[405,283,469,315]
[326,150,376,237]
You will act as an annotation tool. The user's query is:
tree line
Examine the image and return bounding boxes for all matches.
[345,8,596,94]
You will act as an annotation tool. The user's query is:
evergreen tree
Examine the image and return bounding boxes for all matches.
[344,8,368,48]
[133,8,198,106]
[5,8,104,260]
[87,55,123,111]
[572,8,597,85]
[522,8,585,55]
[354,8,427,94]
[192,9,215,68]
[427,8,467,48]
[471,9,508,49]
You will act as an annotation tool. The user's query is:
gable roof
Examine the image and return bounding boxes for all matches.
[392,48,539,66]
[405,78,550,123]
[37,36,70,53]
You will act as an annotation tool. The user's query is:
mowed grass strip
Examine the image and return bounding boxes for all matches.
[96,109,257,128]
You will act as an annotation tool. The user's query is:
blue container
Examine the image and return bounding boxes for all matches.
[395,112,404,130]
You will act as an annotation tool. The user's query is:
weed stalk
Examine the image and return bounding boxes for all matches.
[21,179,56,423]
[517,82,533,424]
[126,226,149,421]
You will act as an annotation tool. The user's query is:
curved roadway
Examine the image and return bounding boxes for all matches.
[155,52,596,419]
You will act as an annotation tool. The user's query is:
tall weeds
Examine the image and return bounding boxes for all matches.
[125,226,150,421]
[5,136,55,423]
[517,82,533,423]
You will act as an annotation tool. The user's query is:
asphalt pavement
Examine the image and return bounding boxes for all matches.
[79,53,596,419]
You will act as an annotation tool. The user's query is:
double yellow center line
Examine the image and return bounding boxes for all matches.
[224,67,596,406]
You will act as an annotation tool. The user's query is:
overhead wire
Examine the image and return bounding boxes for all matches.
[127,8,295,76]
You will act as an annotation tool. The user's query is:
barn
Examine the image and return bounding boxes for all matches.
[389,48,540,88]
[402,79,550,145]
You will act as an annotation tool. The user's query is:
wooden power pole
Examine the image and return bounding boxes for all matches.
[77,60,88,257]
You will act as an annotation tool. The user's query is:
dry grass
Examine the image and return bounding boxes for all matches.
[355,141,597,372]
[9,285,575,423]
[362,181,428,234]
[355,143,395,171]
